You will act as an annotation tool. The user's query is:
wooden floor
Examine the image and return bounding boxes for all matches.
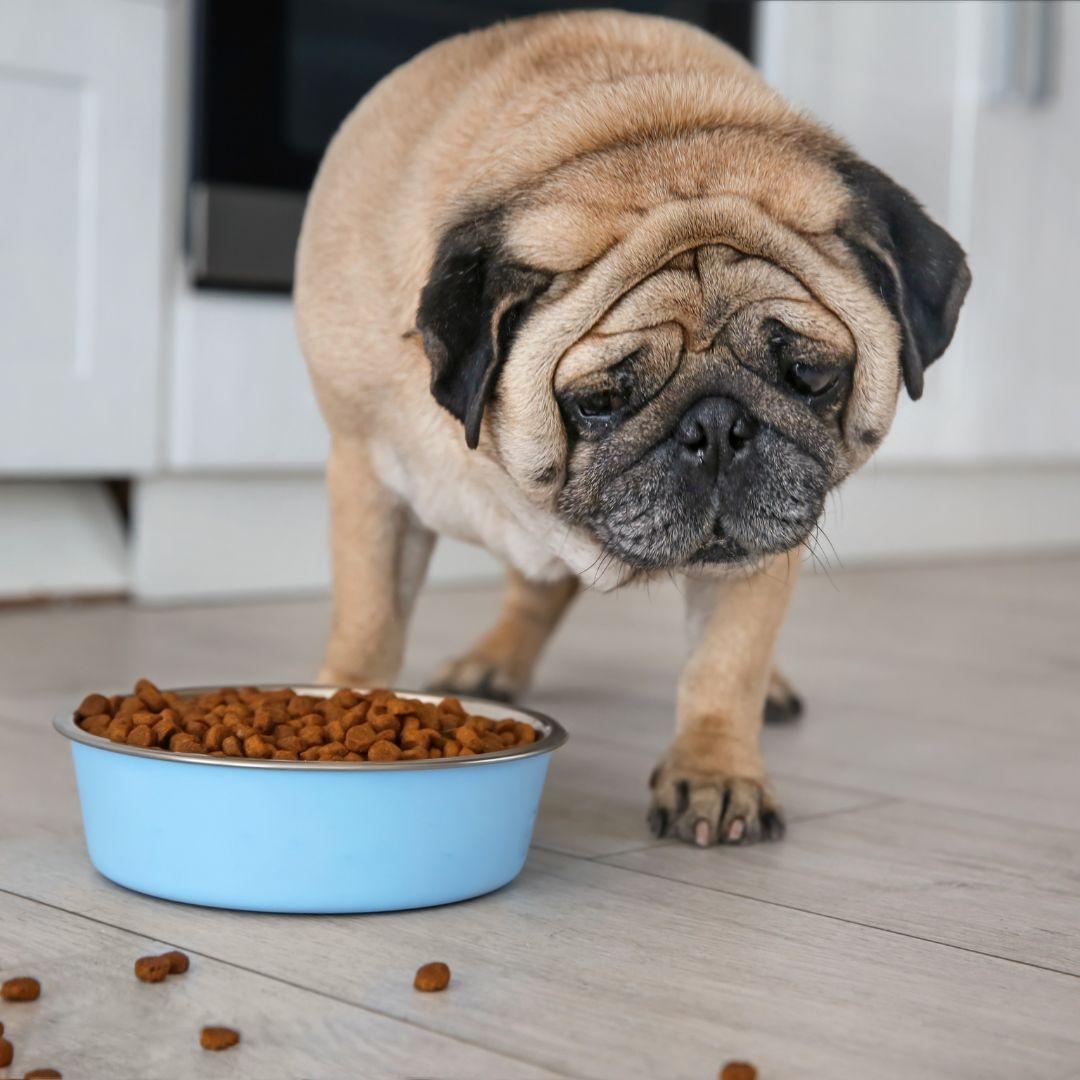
[1,555,1078,1079]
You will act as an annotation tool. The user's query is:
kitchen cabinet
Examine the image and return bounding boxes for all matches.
[760,0,1079,464]
[0,0,167,473]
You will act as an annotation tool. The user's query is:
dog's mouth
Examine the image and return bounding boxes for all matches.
[568,449,828,573]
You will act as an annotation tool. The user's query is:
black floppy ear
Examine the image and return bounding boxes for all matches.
[416,212,551,448]
[836,157,971,400]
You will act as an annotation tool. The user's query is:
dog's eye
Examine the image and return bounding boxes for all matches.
[576,391,624,418]
[785,362,839,398]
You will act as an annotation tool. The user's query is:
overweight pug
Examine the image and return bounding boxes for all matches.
[295,10,970,846]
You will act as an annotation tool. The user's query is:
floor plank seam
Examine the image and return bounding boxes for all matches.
[0,885,576,1079]
[574,863,1080,981]
[791,795,901,823]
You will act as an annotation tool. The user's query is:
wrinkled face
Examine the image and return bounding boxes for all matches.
[553,244,857,570]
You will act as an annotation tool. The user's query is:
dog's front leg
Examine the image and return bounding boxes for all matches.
[649,554,799,847]
[318,436,434,687]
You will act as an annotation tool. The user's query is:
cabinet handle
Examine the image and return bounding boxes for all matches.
[986,0,1060,107]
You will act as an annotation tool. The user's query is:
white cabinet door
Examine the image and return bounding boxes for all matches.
[962,0,1080,460]
[759,0,974,462]
[0,0,166,473]
[760,0,1080,464]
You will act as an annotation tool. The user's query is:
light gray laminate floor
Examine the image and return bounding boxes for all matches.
[0,555,1078,1079]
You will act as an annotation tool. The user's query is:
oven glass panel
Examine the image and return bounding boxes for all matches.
[194,0,755,194]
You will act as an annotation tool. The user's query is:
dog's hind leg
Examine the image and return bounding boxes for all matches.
[318,436,434,688]
[428,569,579,703]
[765,667,804,724]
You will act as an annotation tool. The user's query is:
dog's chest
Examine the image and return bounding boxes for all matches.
[370,437,619,587]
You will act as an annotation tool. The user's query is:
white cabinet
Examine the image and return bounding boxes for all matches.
[168,288,329,470]
[760,0,1080,465]
[0,0,167,473]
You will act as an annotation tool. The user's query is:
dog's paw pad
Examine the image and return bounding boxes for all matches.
[426,657,521,704]
[648,763,784,847]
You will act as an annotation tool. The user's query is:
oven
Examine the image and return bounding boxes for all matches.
[188,0,756,292]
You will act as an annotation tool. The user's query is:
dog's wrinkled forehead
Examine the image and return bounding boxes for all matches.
[555,243,855,386]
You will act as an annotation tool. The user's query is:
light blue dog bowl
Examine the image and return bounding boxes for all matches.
[55,687,566,913]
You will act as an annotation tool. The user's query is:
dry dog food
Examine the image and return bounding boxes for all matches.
[200,1026,240,1052]
[134,956,171,983]
[24,1070,62,1079]
[0,1039,12,1068]
[413,962,451,992]
[720,1062,758,1080]
[161,950,189,974]
[1,977,41,1002]
[75,681,539,763]
[134,950,189,983]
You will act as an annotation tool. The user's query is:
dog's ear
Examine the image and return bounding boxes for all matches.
[417,212,551,448]
[836,157,971,400]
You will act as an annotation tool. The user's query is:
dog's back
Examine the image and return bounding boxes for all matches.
[295,12,767,430]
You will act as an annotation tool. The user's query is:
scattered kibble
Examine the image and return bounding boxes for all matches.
[413,962,451,992]
[161,950,189,975]
[720,1062,757,1080]
[1,977,41,1002]
[134,950,189,982]
[0,1039,13,1068]
[24,1069,62,1079]
[134,956,171,984]
[200,1026,240,1052]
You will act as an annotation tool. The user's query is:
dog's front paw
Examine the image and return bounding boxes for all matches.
[647,758,785,847]
[427,655,522,703]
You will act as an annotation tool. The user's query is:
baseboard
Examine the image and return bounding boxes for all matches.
[0,482,128,601]
[819,463,1080,567]
[128,466,1080,602]
[131,474,499,602]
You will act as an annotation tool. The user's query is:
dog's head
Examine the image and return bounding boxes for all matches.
[417,133,969,574]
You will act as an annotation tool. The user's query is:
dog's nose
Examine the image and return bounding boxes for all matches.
[674,396,758,480]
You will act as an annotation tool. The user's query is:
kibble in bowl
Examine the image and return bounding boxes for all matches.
[56,683,565,913]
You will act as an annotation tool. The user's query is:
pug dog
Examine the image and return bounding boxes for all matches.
[295,10,970,846]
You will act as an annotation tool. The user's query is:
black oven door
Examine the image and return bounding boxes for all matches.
[189,0,755,292]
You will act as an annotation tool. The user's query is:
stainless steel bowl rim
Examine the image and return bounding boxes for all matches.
[53,684,567,771]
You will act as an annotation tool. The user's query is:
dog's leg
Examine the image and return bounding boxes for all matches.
[318,437,434,687]
[428,569,579,702]
[765,667,804,724]
[649,554,799,847]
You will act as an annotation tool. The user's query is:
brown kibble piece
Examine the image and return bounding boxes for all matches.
[344,722,377,753]
[367,740,403,762]
[135,678,167,711]
[0,1039,11,1068]
[24,1070,63,1079]
[221,735,243,757]
[161,949,190,974]
[76,692,110,718]
[126,725,155,748]
[2,976,41,1001]
[720,1063,757,1080]
[134,955,171,983]
[106,717,133,744]
[168,732,201,754]
[200,1026,240,1051]
[455,725,483,751]
[81,713,111,737]
[152,715,178,743]
[243,734,273,759]
[413,961,451,992]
